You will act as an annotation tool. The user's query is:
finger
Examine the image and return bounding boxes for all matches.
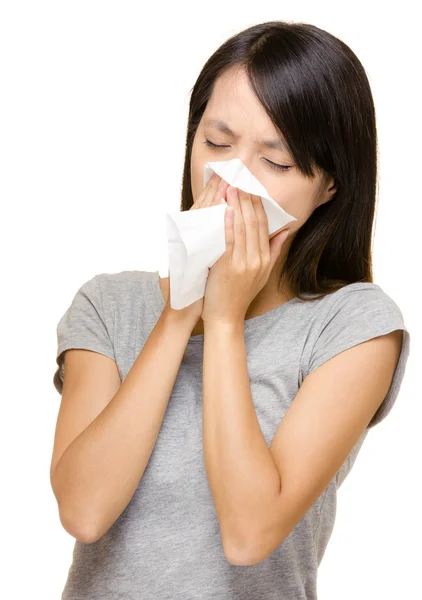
[224,201,235,258]
[191,173,219,210]
[251,194,270,263]
[198,173,221,208]
[269,228,290,266]
[239,190,261,267]
[227,186,246,265]
[216,179,229,204]
[205,176,228,207]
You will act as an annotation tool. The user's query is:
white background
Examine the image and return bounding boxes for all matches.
[1,1,420,598]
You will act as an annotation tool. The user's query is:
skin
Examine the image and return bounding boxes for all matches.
[161,65,337,334]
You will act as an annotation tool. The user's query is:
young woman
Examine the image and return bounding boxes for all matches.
[50,21,410,600]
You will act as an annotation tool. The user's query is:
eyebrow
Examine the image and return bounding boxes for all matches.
[204,119,291,153]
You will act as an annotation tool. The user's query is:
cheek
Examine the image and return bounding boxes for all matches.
[273,188,316,231]
[190,163,203,203]
[190,137,214,201]
[190,146,202,200]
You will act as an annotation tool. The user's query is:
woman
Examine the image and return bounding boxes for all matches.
[51,21,410,600]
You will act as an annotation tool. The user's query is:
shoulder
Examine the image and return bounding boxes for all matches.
[65,270,160,328]
[298,282,411,428]
[93,269,157,308]
[300,281,410,383]
[95,269,156,293]
[330,281,401,305]
[305,281,406,326]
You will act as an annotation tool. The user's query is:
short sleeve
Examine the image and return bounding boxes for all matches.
[53,275,116,395]
[306,285,410,429]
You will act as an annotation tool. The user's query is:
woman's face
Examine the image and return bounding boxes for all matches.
[190,66,336,242]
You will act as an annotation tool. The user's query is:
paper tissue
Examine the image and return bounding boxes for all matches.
[165,158,297,310]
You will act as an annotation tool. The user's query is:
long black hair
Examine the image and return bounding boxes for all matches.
[179,21,378,301]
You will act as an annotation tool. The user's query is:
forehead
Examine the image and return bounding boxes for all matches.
[207,66,257,110]
[204,67,283,139]
[203,68,290,153]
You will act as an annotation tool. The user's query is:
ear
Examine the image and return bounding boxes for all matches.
[318,176,337,207]
[329,182,337,196]
[328,175,337,195]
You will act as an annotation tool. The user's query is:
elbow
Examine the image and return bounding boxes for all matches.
[224,547,253,566]
[222,525,264,567]
[224,540,266,567]
[51,479,103,544]
[223,522,284,566]
[59,508,102,544]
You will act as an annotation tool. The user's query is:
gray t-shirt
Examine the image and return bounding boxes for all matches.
[53,270,411,600]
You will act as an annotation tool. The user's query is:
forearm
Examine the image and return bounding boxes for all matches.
[54,307,197,543]
[202,321,281,559]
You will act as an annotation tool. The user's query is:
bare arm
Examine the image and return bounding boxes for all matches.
[51,306,197,544]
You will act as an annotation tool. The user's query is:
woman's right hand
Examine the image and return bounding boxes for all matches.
[162,172,229,324]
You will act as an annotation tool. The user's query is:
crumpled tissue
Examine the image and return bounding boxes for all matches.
[165,157,297,309]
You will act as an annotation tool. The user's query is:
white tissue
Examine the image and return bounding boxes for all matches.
[165,158,297,310]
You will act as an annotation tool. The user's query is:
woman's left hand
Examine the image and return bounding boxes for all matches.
[201,184,290,326]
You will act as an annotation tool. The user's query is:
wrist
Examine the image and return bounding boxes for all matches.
[203,318,245,334]
[162,304,201,327]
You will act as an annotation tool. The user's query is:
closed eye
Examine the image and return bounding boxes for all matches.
[203,138,291,172]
